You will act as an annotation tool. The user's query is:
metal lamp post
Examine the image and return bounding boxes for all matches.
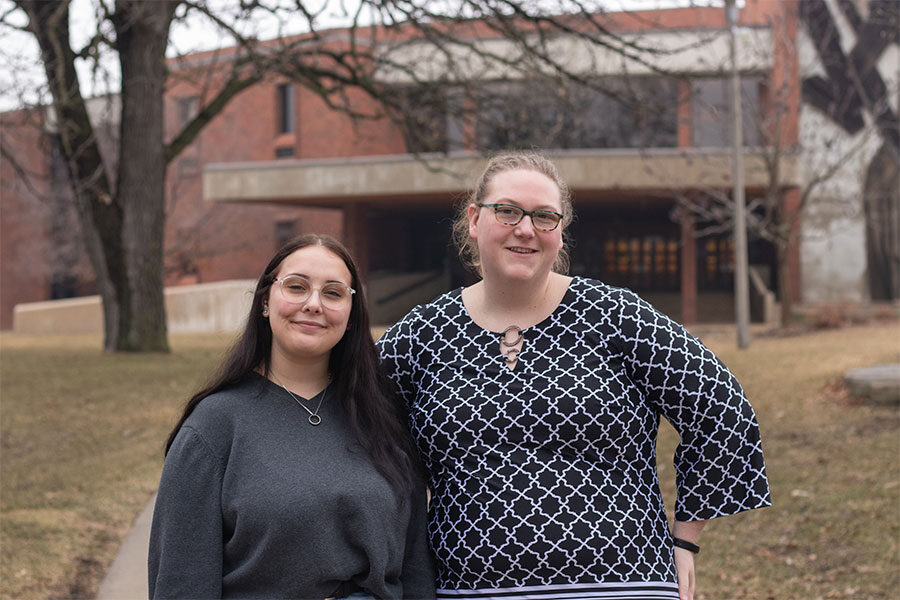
[726,0,751,348]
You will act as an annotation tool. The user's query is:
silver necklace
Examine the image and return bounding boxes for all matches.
[271,373,328,426]
[501,325,523,363]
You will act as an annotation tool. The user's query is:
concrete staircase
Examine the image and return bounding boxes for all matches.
[368,270,450,325]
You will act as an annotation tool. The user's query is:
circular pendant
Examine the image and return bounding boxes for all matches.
[308,414,322,426]
[501,325,523,347]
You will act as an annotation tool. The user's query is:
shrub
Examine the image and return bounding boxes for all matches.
[808,303,851,329]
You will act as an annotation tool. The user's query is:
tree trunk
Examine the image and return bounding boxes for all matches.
[777,241,793,328]
[864,143,900,301]
[20,0,130,351]
[20,0,177,351]
[113,0,176,351]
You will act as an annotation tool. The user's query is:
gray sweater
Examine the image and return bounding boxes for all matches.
[148,374,435,599]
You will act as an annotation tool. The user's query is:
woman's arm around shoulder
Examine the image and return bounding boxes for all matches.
[376,305,426,405]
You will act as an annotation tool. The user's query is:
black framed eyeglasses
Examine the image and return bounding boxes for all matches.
[478,203,563,232]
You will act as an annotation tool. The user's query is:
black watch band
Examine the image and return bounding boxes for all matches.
[672,537,700,554]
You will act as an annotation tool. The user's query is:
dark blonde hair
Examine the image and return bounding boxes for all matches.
[451,151,574,275]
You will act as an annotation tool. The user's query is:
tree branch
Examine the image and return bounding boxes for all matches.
[164,69,261,163]
[0,135,48,201]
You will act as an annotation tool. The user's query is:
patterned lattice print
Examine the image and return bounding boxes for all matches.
[378,277,770,597]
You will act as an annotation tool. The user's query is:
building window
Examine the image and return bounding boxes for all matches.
[602,235,680,291]
[691,77,762,147]
[475,76,678,151]
[475,79,566,151]
[178,96,199,126]
[277,83,295,134]
[275,220,297,248]
[698,235,735,291]
[388,85,464,154]
[275,146,295,158]
[177,156,199,175]
[50,273,79,299]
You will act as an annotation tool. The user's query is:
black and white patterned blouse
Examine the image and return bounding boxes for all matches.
[377,277,770,600]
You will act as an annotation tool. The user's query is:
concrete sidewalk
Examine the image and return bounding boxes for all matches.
[96,495,155,600]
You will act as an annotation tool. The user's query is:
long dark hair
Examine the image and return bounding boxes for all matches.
[165,234,416,495]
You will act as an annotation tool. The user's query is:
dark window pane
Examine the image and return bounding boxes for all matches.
[475,79,567,150]
[391,85,458,154]
[475,76,678,151]
[275,146,295,158]
[691,77,762,147]
[275,220,296,248]
[178,96,199,126]
[277,84,295,134]
[51,273,79,299]
[178,156,199,175]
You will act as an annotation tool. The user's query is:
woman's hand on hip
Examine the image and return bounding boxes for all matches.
[672,519,705,600]
[674,547,695,600]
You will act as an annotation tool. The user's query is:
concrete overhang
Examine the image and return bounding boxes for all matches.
[203,149,802,207]
[375,28,773,82]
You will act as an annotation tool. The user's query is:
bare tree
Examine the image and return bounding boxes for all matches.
[2,0,686,351]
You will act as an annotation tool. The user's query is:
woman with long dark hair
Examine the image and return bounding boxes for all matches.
[149,234,435,599]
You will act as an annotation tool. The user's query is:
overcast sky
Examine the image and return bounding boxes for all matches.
[0,0,726,112]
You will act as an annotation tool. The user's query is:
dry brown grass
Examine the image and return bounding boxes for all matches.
[1,332,235,600]
[1,322,898,599]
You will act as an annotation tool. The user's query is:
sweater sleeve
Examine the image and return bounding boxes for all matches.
[148,425,225,599]
[400,479,436,599]
[613,289,771,522]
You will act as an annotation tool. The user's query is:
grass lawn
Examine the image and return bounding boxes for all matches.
[1,322,899,599]
[0,332,235,599]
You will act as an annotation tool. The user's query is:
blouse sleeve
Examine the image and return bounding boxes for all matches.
[613,289,771,522]
[376,309,422,409]
[148,426,224,599]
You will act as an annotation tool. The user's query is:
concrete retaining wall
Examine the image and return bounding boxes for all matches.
[12,280,257,335]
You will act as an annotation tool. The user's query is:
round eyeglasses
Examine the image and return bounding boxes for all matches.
[478,203,563,232]
[275,275,355,309]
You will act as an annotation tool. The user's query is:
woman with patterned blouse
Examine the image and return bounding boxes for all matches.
[377,152,770,600]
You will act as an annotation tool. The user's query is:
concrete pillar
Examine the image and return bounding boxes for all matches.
[677,79,693,148]
[343,202,370,283]
[680,210,697,325]
[770,1,800,148]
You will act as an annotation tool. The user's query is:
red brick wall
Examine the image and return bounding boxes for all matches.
[0,110,99,329]
[1,112,52,329]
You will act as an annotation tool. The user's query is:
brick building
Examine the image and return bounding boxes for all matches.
[2,0,896,329]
